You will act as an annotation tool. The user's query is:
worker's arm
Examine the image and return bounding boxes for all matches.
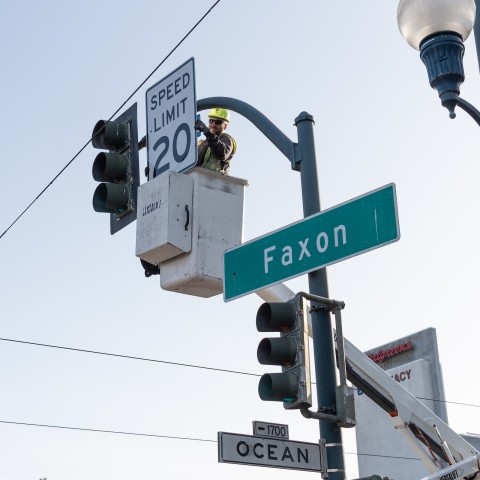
[206,133,233,161]
[194,120,234,161]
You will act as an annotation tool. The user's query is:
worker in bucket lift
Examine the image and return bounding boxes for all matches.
[194,108,237,175]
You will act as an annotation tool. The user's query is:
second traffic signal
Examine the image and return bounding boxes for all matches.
[91,103,140,234]
[256,298,312,410]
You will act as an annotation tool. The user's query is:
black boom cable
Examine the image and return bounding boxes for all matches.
[0,0,221,240]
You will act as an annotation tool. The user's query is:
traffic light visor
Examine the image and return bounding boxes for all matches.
[256,302,296,332]
[92,120,128,150]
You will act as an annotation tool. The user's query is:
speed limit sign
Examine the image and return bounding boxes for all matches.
[145,58,197,179]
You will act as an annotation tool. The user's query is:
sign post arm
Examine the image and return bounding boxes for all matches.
[197,97,299,169]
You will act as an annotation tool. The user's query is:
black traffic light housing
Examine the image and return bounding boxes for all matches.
[91,103,140,234]
[256,297,312,410]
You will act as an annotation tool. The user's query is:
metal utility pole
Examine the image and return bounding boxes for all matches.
[295,112,345,480]
[197,97,346,480]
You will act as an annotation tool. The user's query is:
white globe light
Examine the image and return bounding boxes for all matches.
[397,0,476,50]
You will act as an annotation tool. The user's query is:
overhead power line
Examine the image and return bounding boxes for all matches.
[1,336,479,410]
[354,451,420,461]
[0,420,216,443]
[0,0,221,240]
[0,336,476,463]
[0,336,259,377]
[416,397,480,409]
[0,418,422,462]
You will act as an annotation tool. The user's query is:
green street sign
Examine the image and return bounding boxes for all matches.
[224,183,400,301]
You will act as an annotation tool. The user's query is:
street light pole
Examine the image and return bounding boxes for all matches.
[197,97,345,479]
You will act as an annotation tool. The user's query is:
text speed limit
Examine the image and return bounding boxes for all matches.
[146,58,197,178]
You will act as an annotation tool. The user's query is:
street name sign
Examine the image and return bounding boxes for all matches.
[224,183,400,301]
[145,57,197,179]
[218,432,326,473]
[253,421,289,439]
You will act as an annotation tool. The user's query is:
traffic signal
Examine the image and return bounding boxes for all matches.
[91,103,140,234]
[256,297,312,410]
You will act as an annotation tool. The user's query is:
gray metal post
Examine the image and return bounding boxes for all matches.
[295,112,345,480]
[197,98,346,479]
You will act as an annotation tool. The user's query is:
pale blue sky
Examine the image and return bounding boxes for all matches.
[2,1,480,479]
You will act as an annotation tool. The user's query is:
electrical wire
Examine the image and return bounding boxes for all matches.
[0,338,475,464]
[0,420,215,443]
[0,419,423,462]
[1,336,478,409]
[353,451,421,461]
[0,336,259,377]
[0,0,221,240]
[416,397,480,408]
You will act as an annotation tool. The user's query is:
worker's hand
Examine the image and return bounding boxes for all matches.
[194,119,210,136]
[195,120,216,141]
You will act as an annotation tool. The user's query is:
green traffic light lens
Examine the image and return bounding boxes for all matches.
[258,373,298,402]
[93,183,130,213]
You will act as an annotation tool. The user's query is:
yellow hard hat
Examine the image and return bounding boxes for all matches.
[208,108,230,123]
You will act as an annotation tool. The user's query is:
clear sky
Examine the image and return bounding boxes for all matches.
[2,1,480,479]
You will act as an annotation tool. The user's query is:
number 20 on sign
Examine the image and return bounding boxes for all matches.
[145,58,197,179]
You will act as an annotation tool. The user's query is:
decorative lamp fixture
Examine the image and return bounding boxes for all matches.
[397,0,476,118]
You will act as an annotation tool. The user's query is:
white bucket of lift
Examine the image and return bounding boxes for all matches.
[136,167,248,298]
